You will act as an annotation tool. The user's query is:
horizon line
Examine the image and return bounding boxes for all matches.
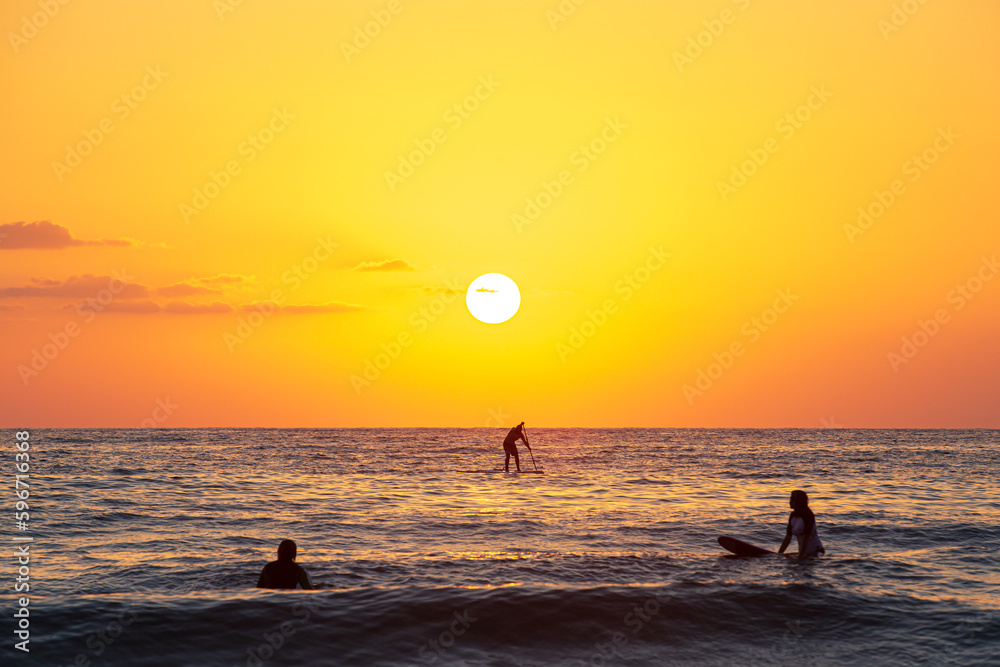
[5,426,999,431]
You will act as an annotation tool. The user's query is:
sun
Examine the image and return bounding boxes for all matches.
[466,273,521,324]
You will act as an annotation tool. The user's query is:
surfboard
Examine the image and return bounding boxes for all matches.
[457,469,545,474]
[718,535,775,556]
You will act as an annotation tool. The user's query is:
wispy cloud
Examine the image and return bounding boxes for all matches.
[91,300,163,314]
[4,273,366,316]
[402,285,465,296]
[0,275,148,299]
[241,301,368,314]
[197,273,254,285]
[1,274,248,302]
[154,282,221,297]
[75,299,369,315]
[352,258,418,272]
[90,300,234,314]
[163,301,234,314]
[0,221,134,250]
[476,287,498,293]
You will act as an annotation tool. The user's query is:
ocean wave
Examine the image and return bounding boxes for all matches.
[9,584,996,667]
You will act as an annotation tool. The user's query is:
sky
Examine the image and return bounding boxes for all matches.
[1,0,998,427]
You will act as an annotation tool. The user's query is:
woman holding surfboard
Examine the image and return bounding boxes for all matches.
[717,489,826,557]
[778,489,825,558]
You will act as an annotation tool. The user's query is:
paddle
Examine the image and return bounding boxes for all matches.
[523,423,538,471]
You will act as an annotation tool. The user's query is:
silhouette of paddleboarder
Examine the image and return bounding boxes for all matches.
[502,422,531,472]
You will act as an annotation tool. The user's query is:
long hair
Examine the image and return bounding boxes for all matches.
[790,489,809,511]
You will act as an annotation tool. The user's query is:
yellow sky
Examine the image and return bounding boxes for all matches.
[2,0,999,427]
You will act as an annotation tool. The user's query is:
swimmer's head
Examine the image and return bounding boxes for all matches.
[789,489,809,510]
[277,539,297,562]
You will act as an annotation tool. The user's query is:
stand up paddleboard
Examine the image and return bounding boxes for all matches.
[718,535,775,556]
[457,469,545,474]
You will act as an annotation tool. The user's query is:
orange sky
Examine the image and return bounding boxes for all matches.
[2,0,998,427]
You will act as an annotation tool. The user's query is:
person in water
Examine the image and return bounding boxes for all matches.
[257,539,314,589]
[502,422,531,472]
[778,489,825,559]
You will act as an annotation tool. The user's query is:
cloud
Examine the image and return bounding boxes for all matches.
[403,285,465,296]
[197,273,254,285]
[241,301,368,314]
[163,301,234,314]
[5,273,364,316]
[88,300,235,314]
[476,287,498,293]
[352,258,418,272]
[1,275,246,303]
[154,282,221,297]
[95,300,163,314]
[0,274,148,299]
[148,275,253,298]
[0,221,133,249]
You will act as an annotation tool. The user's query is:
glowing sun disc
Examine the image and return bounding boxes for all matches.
[466,273,521,324]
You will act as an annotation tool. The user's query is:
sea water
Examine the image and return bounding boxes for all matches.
[2,428,998,666]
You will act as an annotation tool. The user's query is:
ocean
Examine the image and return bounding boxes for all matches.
[3,428,998,666]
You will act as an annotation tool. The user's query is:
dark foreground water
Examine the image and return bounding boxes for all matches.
[2,428,998,666]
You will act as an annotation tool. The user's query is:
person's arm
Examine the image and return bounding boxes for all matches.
[298,566,314,590]
[521,430,530,448]
[777,517,793,554]
[257,565,267,588]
